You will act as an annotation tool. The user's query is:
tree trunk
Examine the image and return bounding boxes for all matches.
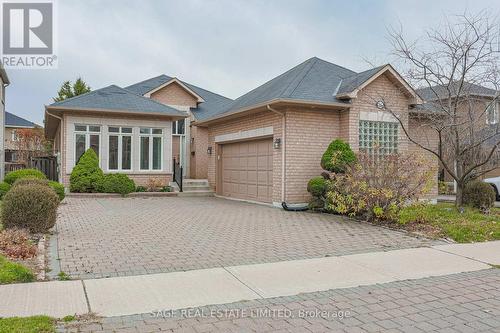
[455,182,464,208]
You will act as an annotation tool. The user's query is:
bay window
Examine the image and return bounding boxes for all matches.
[140,128,163,170]
[359,120,398,155]
[108,127,132,170]
[74,124,100,163]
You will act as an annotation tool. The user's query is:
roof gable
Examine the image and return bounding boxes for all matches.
[125,75,233,121]
[48,85,187,117]
[5,111,37,128]
[336,64,422,104]
[144,78,205,102]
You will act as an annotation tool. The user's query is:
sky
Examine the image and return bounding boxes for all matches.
[3,0,500,125]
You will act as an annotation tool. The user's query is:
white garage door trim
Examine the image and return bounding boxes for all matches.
[215,127,273,143]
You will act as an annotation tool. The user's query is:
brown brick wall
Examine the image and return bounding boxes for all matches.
[207,110,283,203]
[150,82,198,108]
[284,109,340,203]
[190,126,209,179]
[351,73,410,153]
[205,108,341,204]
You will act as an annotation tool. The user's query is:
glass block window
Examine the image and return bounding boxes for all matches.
[359,120,399,155]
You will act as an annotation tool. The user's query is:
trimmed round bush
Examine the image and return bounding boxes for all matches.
[2,183,59,233]
[48,181,65,201]
[307,176,328,197]
[4,169,46,185]
[12,177,49,187]
[0,182,11,199]
[70,149,104,193]
[320,139,356,173]
[463,181,496,209]
[99,173,135,196]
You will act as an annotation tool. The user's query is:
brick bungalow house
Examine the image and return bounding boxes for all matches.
[45,57,436,206]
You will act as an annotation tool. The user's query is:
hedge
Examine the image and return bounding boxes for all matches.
[4,169,46,185]
[2,183,59,233]
[69,149,104,193]
[99,173,135,196]
[320,139,356,173]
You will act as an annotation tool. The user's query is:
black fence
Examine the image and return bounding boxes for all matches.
[173,158,183,192]
[29,156,58,181]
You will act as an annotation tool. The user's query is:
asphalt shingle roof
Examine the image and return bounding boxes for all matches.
[125,75,233,121]
[216,57,355,117]
[337,65,386,95]
[416,82,498,101]
[62,58,394,123]
[5,111,37,127]
[124,57,388,122]
[49,85,186,117]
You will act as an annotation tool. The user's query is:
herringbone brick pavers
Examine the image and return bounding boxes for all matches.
[53,197,441,279]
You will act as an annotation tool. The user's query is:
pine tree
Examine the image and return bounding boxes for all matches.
[53,78,91,102]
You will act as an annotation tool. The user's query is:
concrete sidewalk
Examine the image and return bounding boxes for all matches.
[1,241,498,318]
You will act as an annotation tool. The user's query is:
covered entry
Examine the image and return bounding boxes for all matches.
[220,138,273,203]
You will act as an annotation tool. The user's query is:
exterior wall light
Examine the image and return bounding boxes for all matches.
[273,138,281,149]
[207,146,213,155]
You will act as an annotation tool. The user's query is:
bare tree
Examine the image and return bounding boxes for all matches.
[381,11,500,206]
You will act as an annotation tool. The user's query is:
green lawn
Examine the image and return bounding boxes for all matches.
[0,316,55,333]
[398,203,500,243]
[0,255,34,284]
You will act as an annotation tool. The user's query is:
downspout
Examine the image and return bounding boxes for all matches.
[45,109,63,181]
[45,109,63,150]
[266,105,286,205]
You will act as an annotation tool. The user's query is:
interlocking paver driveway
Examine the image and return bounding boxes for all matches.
[58,269,500,332]
[53,197,441,279]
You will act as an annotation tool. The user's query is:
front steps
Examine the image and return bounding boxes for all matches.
[170,179,214,197]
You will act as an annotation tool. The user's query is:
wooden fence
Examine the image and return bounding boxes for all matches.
[4,156,58,181]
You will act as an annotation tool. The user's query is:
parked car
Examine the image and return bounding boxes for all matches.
[484,176,500,201]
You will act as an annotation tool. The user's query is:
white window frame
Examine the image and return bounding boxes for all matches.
[486,102,499,125]
[74,124,101,165]
[139,127,163,171]
[107,126,133,171]
[172,119,185,136]
[11,130,18,141]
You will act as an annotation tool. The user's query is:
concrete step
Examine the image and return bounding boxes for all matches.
[182,186,212,192]
[183,178,209,184]
[178,190,214,197]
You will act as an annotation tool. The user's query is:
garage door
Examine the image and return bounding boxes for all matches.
[221,138,273,203]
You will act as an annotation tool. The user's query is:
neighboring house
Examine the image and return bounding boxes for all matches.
[415,82,499,181]
[0,62,9,181]
[45,57,437,205]
[4,111,40,163]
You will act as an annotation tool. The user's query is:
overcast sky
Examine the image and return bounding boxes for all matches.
[4,0,500,124]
